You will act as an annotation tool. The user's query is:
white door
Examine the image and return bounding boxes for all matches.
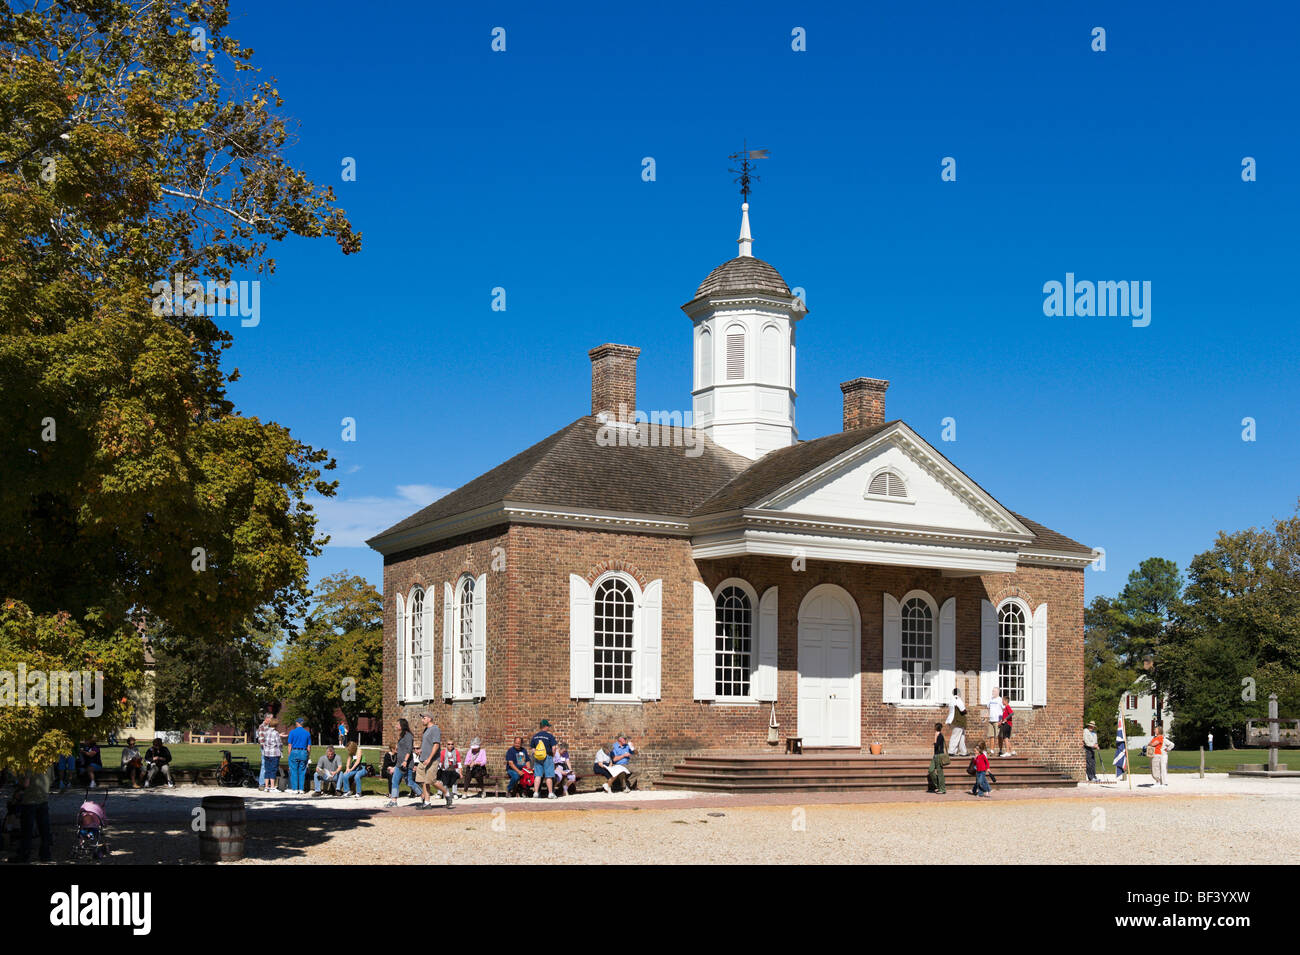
[798,588,860,747]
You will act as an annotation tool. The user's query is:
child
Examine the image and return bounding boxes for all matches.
[554,743,576,796]
[969,744,992,797]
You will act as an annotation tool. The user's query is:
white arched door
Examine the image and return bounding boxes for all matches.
[797,585,861,748]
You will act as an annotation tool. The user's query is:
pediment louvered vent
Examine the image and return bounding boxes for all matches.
[868,470,908,498]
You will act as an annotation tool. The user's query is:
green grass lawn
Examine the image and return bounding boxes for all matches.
[105,742,396,794]
[1119,747,1299,774]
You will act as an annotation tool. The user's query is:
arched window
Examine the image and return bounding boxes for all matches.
[725,325,745,380]
[760,324,782,383]
[998,601,1028,705]
[900,596,934,700]
[715,585,753,697]
[867,468,908,499]
[699,327,713,388]
[408,587,424,699]
[458,575,475,698]
[594,576,635,697]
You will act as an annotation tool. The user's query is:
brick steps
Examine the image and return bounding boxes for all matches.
[656,753,1075,793]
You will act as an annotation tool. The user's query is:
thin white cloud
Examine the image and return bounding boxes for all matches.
[309,483,449,547]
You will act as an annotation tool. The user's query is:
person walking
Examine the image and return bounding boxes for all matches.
[1083,720,1100,782]
[287,717,312,794]
[1208,731,1214,752]
[927,722,948,794]
[969,743,992,797]
[256,714,282,792]
[7,767,53,863]
[530,720,558,799]
[415,714,450,808]
[386,718,420,806]
[946,688,969,757]
[337,718,348,747]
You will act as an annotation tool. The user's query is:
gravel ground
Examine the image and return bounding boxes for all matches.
[66,780,1300,865]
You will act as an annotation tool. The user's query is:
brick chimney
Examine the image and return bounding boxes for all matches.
[840,377,890,430]
[589,343,640,420]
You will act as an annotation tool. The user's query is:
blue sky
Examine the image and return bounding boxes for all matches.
[220,2,1300,603]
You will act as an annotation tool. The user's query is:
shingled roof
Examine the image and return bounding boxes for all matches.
[369,418,1091,557]
[367,417,751,545]
[692,256,791,300]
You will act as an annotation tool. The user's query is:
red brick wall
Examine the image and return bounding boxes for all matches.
[382,523,1086,780]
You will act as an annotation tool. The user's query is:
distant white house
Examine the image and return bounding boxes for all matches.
[1124,674,1173,747]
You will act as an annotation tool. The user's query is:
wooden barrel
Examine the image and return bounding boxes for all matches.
[198,795,246,862]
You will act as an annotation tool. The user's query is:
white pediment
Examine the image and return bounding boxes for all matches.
[756,423,1032,540]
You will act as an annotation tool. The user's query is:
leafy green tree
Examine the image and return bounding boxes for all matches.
[1083,595,1140,746]
[1106,558,1184,723]
[1165,505,1300,746]
[0,2,356,768]
[270,573,382,741]
[151,610,280,733]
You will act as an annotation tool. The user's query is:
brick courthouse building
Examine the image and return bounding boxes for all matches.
[368,203,1097,781]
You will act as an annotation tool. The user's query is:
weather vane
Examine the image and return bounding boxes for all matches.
[728,141,769,201]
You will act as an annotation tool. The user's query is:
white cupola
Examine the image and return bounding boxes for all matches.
[682,202,805,460]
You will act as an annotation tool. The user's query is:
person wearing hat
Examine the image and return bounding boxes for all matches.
[530,719,558,799]
[287,717,312,795]
[463,737,488,797]
[611,734,637,790]
[1083,720,1100,782]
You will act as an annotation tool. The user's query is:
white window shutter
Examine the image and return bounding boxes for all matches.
[422,591,435,699]
[569,574,594,699]
[442,581,454,700]
[882,593,902,703]
[693,581,715,701]
[755,586,778,701]
[639,579,662,700]
[1032,602,1048,706]
[938,597,956,700]
[395,593,406,704]
[980,599,998,704]
[472,573,487,699]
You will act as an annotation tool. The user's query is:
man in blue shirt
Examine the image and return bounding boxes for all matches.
[287,718,312,794]
[612,734,637,790]
[530,719,558,799]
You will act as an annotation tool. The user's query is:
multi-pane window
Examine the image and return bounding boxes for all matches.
[408,587,424,698]
[900,597,934,701]
[458,576,475,697]
[998,602,1027,705]
[715,586,753,698]
[594,577,635,696]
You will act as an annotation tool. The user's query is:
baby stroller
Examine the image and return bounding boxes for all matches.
[69,788,109,862]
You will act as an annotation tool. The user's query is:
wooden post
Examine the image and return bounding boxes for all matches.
[1199,746,1205,778]
[1269,694,1280,773]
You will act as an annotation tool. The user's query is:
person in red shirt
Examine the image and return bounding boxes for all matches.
[970,744,992,797]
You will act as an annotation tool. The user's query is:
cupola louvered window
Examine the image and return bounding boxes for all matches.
[726,331,745,380]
